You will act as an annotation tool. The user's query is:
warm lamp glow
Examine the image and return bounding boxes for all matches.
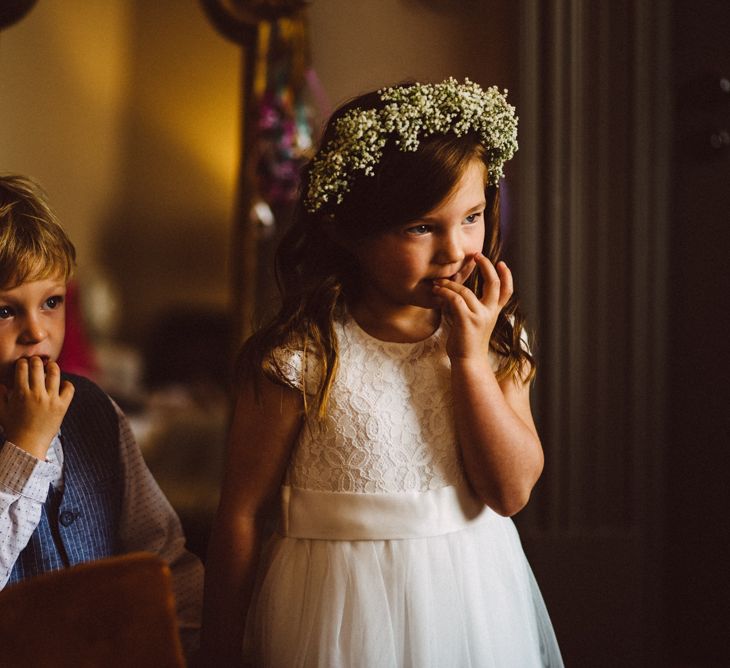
[45,2,240,195]
[145,90,240,192]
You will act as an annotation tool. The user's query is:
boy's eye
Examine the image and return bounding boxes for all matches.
[44,296,64,310]
[405,224,431,236]
[0,305,13,319]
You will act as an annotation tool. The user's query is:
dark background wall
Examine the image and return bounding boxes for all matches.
[513,1,729,665]
[667,1,730,664]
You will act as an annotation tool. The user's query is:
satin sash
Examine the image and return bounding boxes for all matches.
[280,484,488,541]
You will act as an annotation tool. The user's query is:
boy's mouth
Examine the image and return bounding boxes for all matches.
[1,356,52,387]
[17,355,51,366]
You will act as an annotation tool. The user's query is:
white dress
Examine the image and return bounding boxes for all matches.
[244,316,563,667]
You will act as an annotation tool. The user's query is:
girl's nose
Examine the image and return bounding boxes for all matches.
[435,231,465,265]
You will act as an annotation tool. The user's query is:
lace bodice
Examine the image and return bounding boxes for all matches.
[277,316,497,494]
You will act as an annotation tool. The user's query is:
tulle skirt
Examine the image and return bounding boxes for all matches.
[244,487,563,667]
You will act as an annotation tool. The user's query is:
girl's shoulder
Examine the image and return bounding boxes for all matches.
[264,333,324,394]
[265,337,304,390]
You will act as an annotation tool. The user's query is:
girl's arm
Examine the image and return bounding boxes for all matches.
[200,374,303,667]
[434,253,543,517]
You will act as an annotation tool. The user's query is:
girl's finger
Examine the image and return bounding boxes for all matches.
[454,256,478,284]
[433,282,475,320]
[495,261,514,307]
[434,278,481,312]
[475,253,501,306]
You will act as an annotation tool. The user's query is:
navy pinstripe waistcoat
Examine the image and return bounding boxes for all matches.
[6,373,123,584]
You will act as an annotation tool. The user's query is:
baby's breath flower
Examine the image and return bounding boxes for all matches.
[304,78,518,214]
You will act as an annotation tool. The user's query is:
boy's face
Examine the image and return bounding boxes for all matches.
[0,275,67,386]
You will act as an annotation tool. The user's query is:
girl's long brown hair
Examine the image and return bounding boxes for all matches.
[237,86,535,415]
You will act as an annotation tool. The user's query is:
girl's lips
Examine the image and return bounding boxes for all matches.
[429,273,457,283]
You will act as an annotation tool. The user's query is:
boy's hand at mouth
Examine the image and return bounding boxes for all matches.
[0,356,75,460]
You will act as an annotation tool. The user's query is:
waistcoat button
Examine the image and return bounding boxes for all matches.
[59,510,77,527]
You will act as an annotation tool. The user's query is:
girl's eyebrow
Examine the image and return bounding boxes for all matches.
[466,200,487,213]
[418,200,487,222]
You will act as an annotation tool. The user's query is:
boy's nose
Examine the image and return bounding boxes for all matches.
[19,317,47,344]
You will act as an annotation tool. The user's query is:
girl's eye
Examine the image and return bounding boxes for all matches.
[44,296,64,310]
[465,212,483,224]
[0,305,13,319]
[405,224,431,236]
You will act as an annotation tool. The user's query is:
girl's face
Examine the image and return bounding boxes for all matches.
[0,275,67,386]
[352,159,487,324]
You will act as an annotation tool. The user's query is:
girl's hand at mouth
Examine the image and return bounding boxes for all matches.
[432,256,478,286]
[0,356,75,460]
[433,252,513,361]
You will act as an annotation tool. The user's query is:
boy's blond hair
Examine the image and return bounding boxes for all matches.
[0,175,76,289]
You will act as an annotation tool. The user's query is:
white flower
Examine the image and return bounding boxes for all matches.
[304,78,518,213]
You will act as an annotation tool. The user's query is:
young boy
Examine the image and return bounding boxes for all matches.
[0,175,203,656]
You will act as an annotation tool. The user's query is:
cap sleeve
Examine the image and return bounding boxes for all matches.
[265,344,322,395]
[266,345,304,391]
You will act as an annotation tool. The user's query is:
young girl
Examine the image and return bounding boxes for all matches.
[202,78,563,667]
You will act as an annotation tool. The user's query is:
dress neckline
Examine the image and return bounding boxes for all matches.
[343,313,445,357]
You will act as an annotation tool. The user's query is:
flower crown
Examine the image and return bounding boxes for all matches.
[304,77,518,213]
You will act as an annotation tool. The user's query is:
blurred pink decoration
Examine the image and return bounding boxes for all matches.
[58,280,97,378]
